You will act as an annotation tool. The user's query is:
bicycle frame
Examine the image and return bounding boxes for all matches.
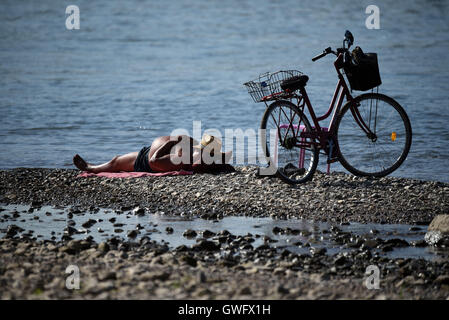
[293,53,375,154]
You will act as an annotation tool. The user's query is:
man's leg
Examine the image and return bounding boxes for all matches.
[73,153,138,173]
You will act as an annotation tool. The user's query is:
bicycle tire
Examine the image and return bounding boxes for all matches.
[335,93,412,177]
[260,100,319,184]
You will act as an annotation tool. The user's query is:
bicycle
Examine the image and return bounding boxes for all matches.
[244,30,412,184]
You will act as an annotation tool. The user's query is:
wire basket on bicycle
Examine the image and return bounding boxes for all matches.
[243,70,303,103]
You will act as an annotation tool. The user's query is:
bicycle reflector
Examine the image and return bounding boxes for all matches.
[391,132,397,141]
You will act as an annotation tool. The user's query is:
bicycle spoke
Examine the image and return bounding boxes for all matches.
[337,93,411,177]
[261,100,318,184]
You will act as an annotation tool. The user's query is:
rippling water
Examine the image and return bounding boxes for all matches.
[0,0,448,181]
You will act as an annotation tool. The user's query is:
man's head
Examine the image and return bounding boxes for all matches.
[193,134,232,165]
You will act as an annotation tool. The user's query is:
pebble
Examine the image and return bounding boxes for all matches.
[183,229,197,238]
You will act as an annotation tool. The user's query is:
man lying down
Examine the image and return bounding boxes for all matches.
[73,134,234,174]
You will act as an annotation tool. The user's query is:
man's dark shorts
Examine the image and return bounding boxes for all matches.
[134,146,153,172]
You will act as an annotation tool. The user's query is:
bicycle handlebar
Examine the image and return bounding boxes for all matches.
[312,47,339,62]
[312,51,327,62]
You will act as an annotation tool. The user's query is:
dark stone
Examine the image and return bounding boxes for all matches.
[81,219,96,228]
[127,230,139,238]
[175,245,189,252]
[411,240,427,247]
[183,229,197,238]
[256,244,270,251]
[193,240,220,251]
[98,242,110,253]
[334,255,348,266]
[180,255,197,267]
[63,226,78,235]
[201,230,216,238]
[133,207,145,216]
[310,247,326,256]
[384,238,409,247]
[272,226,283,234]
[6,225,24,238]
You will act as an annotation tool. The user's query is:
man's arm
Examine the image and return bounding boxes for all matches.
[152,137,182,160]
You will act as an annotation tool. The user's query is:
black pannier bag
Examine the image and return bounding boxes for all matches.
[344,46,382,91]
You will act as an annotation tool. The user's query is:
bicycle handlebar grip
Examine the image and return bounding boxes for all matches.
[312,52,327,62]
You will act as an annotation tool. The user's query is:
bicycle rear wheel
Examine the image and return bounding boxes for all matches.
[335,93,412,177]
[260,100,319,184]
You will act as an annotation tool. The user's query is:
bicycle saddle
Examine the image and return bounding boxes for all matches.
[280,75,309,92]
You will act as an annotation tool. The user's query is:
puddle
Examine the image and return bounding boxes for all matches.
[0,204,447,261]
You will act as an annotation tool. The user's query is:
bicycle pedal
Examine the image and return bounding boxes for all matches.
[282,164,306,176]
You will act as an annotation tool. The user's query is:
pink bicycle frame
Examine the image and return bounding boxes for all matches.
[274,53,376,174]
[297,53,375,149]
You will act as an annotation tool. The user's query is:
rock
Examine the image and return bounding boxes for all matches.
[86,280,115,294]
[5,225,24,238]
[309,247,326,256]
[175,245,189,252]
[165,227,174,234]
[272,227,283,234]
[273,267,285,275]
[200,230,216,238]
[98,271,116,281]
[133,207,145,216]
[98,242,110,253]
[127,230,139,238]
[197,271,207,283]
[192,240,220,251]
[411,240,427,247]
[425,215,449,246]
[180,255,197,267]
[256,244,270,251]
[427,215,449,233]
[434,275,449,285]
[113,223,125,227]
[383,238,409,247]
[277,285,290,295]
[363,239,378,248]
[63,226,78,235]
[81,219,96,228]
[395,275,425,287]
[59,240,88,254]
[333,253,349,266]
[217,230,230,236]
[239,286,252,295]
[183,229,197,238]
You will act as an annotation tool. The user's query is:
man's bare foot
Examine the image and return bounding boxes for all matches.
[73,154,91,171]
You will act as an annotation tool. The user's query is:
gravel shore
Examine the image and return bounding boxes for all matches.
[1,167,448,299]
[1,167,448,224]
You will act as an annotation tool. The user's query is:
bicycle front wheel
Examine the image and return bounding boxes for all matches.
[260,100,319,184]
[335,93,412,177]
